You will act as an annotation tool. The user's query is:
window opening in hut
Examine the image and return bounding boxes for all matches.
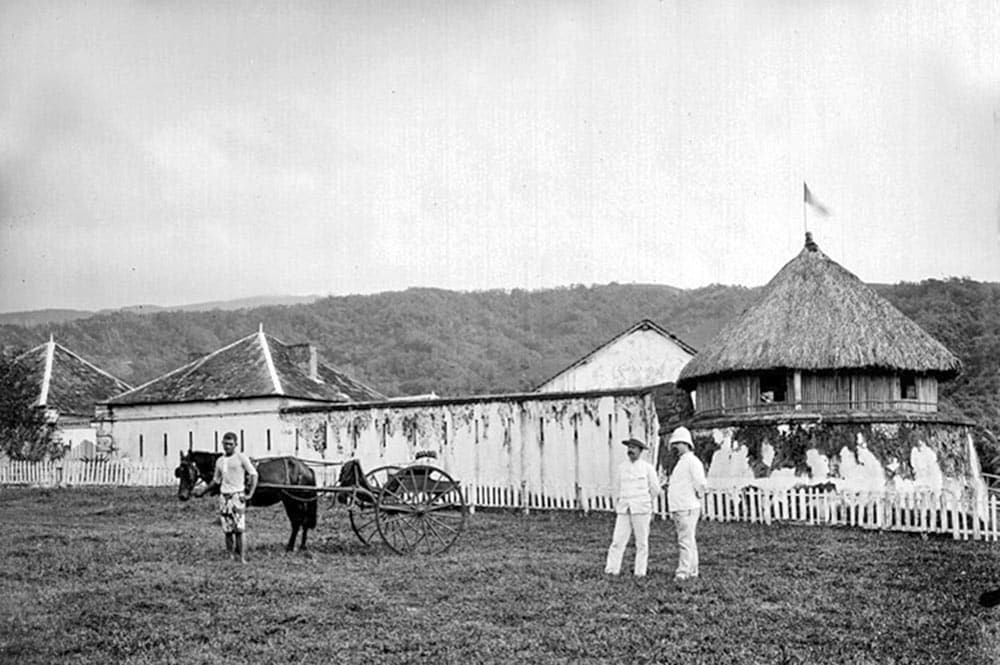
[900,373,917,401]
[759,372,787,404]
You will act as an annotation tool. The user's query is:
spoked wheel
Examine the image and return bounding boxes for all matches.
[348,465,401,545]
[375,465,466,555]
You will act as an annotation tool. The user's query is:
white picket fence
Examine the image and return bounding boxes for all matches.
[2,459,996,541]
[0,459,173,487]
[463,481,998,541]
[698,486,998,541]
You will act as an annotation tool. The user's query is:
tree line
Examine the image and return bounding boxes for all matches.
[1,279,997,468]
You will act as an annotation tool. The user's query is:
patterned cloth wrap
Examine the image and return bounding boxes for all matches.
[218,492,247,534]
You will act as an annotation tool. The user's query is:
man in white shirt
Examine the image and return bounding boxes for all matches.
[604,438,661,578]
[666,426,707,581]
[196,432,258,563]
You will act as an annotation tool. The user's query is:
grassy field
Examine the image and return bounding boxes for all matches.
[2,487,1000,664]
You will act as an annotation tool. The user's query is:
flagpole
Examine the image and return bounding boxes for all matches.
[802,182,807,234]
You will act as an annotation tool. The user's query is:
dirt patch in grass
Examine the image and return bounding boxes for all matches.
[1,487,999,664]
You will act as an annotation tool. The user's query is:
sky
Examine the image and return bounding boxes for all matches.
[2,1,1000,313]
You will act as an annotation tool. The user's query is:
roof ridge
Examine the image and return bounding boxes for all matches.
[51,341,132,389]
[38,338,55,407]
[111,330,258,401]
[14,340,49,362]
[259,330,284,395]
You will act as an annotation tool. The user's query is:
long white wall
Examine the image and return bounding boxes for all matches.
[281,390,660,501]
[96,389,663,503]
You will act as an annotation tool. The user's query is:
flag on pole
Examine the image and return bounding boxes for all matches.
[804,182,830,216]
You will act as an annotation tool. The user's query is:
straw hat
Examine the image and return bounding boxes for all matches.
[621,438,648,451]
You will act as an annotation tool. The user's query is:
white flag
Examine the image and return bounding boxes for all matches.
[804,182,830,216]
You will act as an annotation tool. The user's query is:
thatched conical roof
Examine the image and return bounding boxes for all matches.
[677,234,962,387]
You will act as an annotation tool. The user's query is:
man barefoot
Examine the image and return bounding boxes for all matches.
[196,432,258,563]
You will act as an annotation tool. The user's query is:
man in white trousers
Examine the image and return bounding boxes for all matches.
[666,426,707,581]
[604,438,661,578]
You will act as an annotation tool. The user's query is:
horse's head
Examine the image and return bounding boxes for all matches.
[174,451,204,501]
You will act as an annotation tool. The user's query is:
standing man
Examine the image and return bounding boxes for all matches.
[604,438,661,578]
[665,426,707,581]
[196,432,258,563]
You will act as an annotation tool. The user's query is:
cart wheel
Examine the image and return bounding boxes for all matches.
[375,465,466,555]
[348,465,401,545]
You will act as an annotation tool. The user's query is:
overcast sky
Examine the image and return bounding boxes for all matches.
[2,1,999,313]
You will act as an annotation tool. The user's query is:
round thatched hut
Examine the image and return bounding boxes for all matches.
[675,233,982,496]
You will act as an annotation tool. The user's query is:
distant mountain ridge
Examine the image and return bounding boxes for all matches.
[0,295,323,326]
[0,309,96,327]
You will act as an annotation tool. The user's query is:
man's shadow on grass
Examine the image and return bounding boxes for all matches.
[979,587,1000,608]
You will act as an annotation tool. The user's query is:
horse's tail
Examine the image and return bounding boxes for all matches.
[305,493,318,530]
[303,463,318,530]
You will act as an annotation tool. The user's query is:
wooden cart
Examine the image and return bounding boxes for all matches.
[256,458,467,555]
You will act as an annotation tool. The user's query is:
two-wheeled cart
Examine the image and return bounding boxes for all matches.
[255,456,466,555]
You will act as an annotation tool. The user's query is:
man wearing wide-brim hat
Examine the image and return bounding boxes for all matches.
[603,437,661,578]
[665,426,707,581]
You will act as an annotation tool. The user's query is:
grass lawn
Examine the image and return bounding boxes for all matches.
[2,486,1000,664]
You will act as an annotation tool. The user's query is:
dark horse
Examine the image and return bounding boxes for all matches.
[175,451,318,551]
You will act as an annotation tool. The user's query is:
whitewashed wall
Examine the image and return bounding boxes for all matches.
[96,397,335,464]
[699,423,987,502]
[536,328,693,393]
[59,423,97,459]
[281,390,661,501]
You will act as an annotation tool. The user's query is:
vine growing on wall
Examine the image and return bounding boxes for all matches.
[730,422,973,481]
[690,433,719,470]
[447,404,477,431]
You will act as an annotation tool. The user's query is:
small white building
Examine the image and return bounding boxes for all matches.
[14,338,132,458]
[533,319,696,393]
[96,328,384,464]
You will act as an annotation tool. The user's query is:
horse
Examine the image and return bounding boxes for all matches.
[175,451,318,552]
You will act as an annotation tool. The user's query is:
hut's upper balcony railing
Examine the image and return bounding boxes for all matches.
[695,399,938,418]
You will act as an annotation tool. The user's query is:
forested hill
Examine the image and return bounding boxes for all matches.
[0,280,997,443]
[0,283,751,394]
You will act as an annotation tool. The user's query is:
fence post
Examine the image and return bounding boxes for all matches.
[520,480,529,515]
[950,492,960,540]
[970,489,981,541]
[466,484,476,516]
[991,494,998,542]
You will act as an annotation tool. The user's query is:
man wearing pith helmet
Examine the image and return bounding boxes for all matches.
[604,437,661,578]
[665,426,707,581]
